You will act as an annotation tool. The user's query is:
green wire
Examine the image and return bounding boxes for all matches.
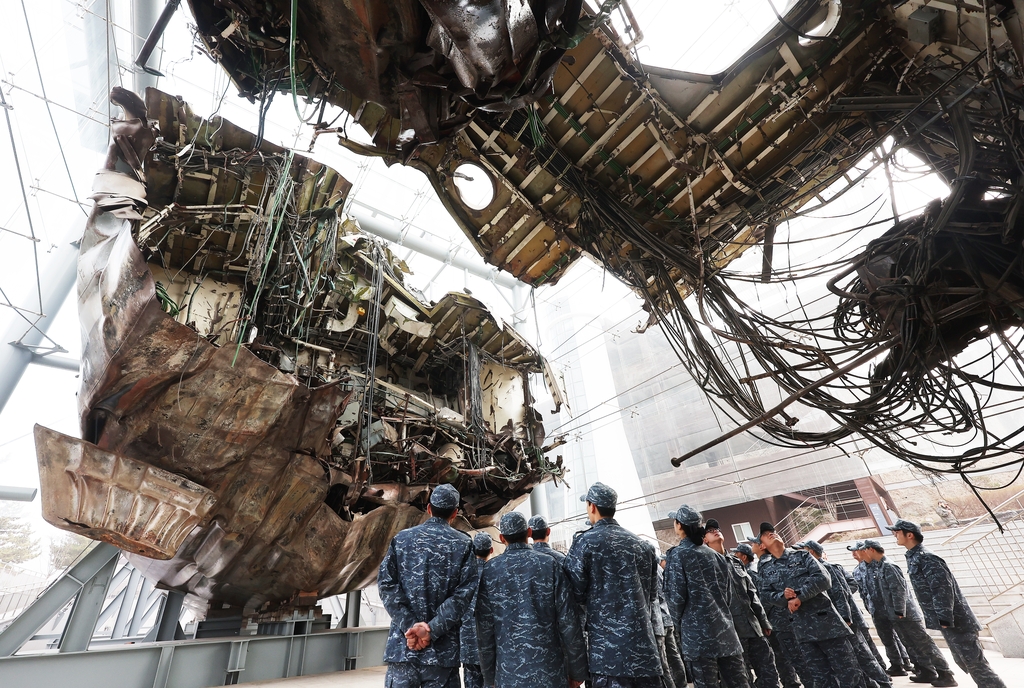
[289,0,304,121]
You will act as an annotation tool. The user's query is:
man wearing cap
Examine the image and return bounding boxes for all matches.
[705,520,778,688]
[378,484,478,688]
[663,506,750,688]
[851,541,911,676]
[889,519,1006,688]
[530,515,566,564]
[476,512,588,688]
[815,542,887,671]
[748,530,807,688]
[564,482,663,687]
[461,533,494,688]
[795,541,891,688]
[862,539,957,686]
[758,522,866,688]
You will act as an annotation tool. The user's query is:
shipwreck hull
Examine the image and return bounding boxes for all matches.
[35,87,558,611]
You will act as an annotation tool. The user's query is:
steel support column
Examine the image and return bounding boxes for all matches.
[0,218,82,417]
[58,554,118,653]
[349,203,519,289]
[0,542,119,657]
[154,590,185,641]
[0,486,37,502]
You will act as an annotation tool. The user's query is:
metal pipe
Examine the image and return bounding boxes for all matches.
[348,204,519,290]
[0,486,37,502]
[0,218,83,417]
[132,0,162,92]
[133,0,181,78]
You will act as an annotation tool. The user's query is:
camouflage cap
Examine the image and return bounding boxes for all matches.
[863,539,884,551]
[802,539,824,555]
[472,532,493,552]
[846,540,865,551]
[528,515,549,531]
[667,503,702,526]
[704,518,721,531]
[731,543,755,558]
[499,512,529,536]
[884,519,922,538]
[744,535,762,546]
[759,521,776,535]
[429,483,460,510]
[580,482,618,509]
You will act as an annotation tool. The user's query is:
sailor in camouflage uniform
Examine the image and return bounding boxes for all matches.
[742,536,807,688]
[851,542,911,675]
[564,482,663,688]
[862,539,957,686]
[659,556,689,688]
[461,533,493,688]
[378,484,478,688]
[758,523,866,688]
[530,515,566,565]
[475,512,588,688]
[889,519,1007,688]
[828,544,887,670]
[795,540,891,688]
[703,520,778,688]
[663,505,750,688]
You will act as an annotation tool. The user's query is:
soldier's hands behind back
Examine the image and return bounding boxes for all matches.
[405,622,432,650]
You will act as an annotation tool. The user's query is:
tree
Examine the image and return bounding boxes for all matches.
[48,532,91,572]
[0,506,41,565]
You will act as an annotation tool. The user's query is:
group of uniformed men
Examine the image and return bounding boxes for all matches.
[377,481,1006,688]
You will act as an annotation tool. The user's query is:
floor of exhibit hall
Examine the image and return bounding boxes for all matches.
[243,649,1024,686]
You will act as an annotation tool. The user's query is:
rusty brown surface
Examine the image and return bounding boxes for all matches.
[35,86,559,611]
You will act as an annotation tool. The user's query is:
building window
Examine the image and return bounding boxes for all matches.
[732,522,754,542]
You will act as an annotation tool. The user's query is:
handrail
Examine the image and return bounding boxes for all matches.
[940,486,1024,545]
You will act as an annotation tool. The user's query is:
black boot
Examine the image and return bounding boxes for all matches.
[886,665,908,677]
[910,667,939,683]
[930,670,958,687]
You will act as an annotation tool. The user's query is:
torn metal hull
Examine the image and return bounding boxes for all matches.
[35,87,560,611]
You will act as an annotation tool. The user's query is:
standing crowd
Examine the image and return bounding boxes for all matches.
[377,482,1007,688]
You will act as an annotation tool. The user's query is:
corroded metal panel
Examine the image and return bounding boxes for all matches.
[35,425,216,560]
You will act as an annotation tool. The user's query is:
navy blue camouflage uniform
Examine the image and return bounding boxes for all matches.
[905,543,1006,688]
[658,564,689,688]
[727,557,779,688]
[835,559,886,668]
[854,558,910,672]
[664,537,750,688]
[815,556,890,687]
[866,555,952,676]
[755,554,809,688]
[460,552,488,688]
[758,547,865,688]
[476,540,588,688]
[532,541,566,564]
[378,515,477,688]
[564,518,663,687]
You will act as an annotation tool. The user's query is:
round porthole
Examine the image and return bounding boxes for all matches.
[452,162,496,210]
[799,0,842,46]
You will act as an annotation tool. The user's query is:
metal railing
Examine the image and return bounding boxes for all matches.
[776,483,866,545]
[934,488,1024,616]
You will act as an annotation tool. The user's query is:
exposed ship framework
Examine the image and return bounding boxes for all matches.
[185,0,1024,487]
[31,0,1024,614]
[34,87,562,612]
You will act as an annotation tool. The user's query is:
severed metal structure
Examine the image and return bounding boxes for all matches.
[30,0,1024,615]
[185,0,1024,485]
[34,87,561,613]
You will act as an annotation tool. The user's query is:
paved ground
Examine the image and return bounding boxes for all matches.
[247,648,1023,686]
